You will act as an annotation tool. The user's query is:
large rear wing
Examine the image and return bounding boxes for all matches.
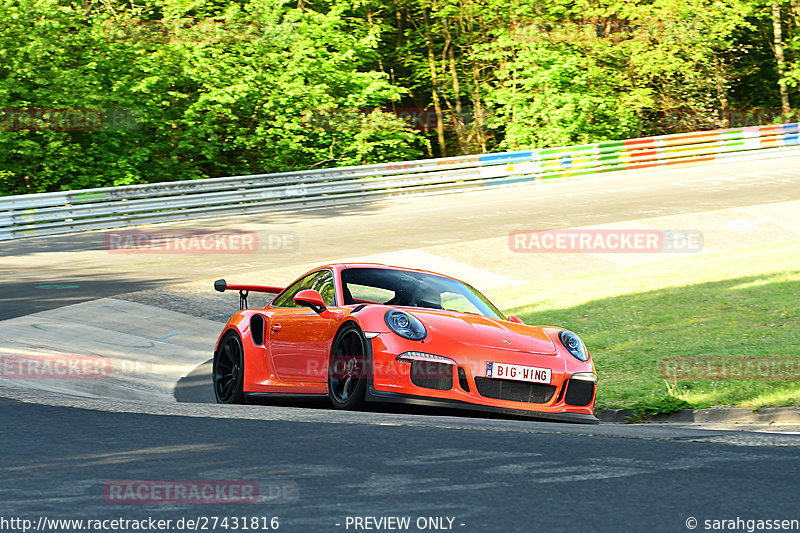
[214,279,285,310]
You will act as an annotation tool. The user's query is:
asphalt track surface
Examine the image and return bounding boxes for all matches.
[3,396,800,533]
[4,154,800,319]
[3,155,800,532]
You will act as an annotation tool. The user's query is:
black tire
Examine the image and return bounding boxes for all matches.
[213,330,246,404]
[328,323,368,410]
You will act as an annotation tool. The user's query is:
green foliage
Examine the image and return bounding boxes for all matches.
[489,240,800,412]
[480,0,756,147]
[483,39,645,148]
[0,0,797,194]
[0,0,426,195]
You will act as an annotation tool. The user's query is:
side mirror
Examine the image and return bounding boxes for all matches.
[507,315,524,324]
[294,289,326,314]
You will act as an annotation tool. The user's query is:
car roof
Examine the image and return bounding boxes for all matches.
[287,263,464,289]
[334,263,457,280]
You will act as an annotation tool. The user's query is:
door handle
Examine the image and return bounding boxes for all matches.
[271,323,282,333]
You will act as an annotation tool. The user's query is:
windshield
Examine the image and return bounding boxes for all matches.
[340,267,504,320]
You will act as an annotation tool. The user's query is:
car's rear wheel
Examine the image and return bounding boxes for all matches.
[214,330,245,404]
[328,323,367,410]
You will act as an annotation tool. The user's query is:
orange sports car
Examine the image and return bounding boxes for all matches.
[212,263,598,423]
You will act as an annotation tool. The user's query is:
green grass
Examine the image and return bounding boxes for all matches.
[489,240,800,412]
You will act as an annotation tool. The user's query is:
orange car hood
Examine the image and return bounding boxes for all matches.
[409,309,558,355]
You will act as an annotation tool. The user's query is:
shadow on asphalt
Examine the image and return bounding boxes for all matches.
[0,273,169,320]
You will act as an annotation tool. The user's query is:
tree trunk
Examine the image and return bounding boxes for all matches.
[423,8,447,157]
[772,0,792,115]
[715,59,730,128]
[366,9,385,74]
[471,61,487,153]
[443,18,468,154]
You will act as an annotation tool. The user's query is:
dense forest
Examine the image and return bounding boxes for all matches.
[1,0,798,195]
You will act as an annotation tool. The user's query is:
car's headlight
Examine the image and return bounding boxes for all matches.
[559,330,588,361]
[385,310,427,341]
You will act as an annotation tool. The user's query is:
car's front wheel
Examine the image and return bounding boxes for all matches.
[213,330,245,404]
[328,323,367,410]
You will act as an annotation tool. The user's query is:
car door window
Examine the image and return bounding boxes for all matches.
[271,270,336,308]
[310,270,336,306]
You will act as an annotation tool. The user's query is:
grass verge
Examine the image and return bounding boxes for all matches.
[490,240,800,412]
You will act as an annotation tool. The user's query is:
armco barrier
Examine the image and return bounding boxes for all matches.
[1,122,798,240]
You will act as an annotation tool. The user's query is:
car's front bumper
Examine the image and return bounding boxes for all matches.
[367,332,598,423]
[366,386,599,424]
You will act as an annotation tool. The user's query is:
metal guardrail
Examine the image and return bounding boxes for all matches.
[1,122,798,240]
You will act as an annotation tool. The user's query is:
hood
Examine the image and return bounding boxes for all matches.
[407,309,558,355]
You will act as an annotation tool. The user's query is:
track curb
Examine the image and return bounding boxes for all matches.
[599,407,800,424]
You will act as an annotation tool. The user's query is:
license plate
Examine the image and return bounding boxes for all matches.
[486,362,551,384]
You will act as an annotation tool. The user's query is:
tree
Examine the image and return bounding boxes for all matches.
[0,0,425,195]
[772,0,792,114]
[1,0,797,196]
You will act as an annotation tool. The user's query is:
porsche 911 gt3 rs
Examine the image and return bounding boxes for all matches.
[212,263,598,423]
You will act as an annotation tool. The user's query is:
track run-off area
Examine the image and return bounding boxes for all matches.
[2,152,800,532]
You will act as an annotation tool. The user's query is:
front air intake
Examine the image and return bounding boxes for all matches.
[457,367,470,392]
[410,361,453,390]
[564,379,595,406]
[474,377,556,404]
